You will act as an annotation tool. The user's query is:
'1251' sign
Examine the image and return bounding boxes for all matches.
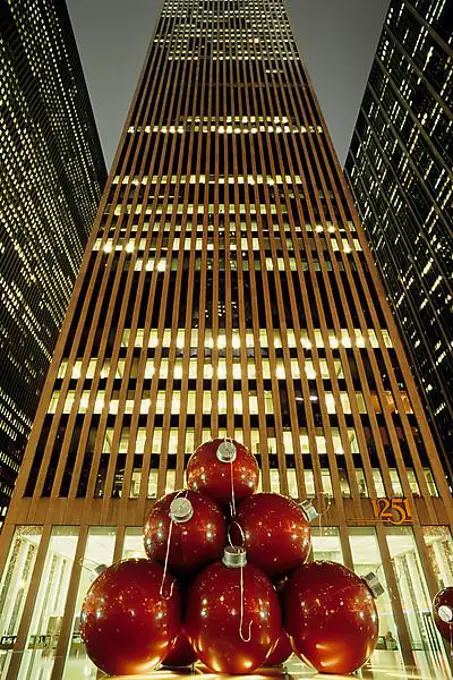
[371,498,412,525]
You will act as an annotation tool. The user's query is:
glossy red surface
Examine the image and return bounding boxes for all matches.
[185,559,281,674]
[264,630,292,666]
[186,438,259,507]
[433,587,453,641]
[162,630,198,667]
[80,559,180,676]
[231,493,311,576]
[144,490,226,574]
[283,560,379,675]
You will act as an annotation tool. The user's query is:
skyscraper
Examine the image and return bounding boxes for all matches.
[0,0,107,523]
[345,0,453,482]
[0,0,452,678]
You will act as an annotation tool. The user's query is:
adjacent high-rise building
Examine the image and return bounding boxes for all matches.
[0,0,452,678]
[0,0,106,523]
[345,0,453,482]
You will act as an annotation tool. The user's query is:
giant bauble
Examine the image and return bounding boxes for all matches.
[283,560,379,675]
[81,559,180,676]
[186,438,259,508]
[185,547,281,674]
[144,490,226,574]
[231,492,311,576]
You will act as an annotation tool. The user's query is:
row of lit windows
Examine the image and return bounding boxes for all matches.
[94,236,362,254]
[130,255,350,272]
[129,115,319,127]
[48,388,411,417]
[110,202,340,217]
[166,54,297,61]
[118,327,393,350]
[130,465,438,500]
[58,356,345,382]
[106,219,356,237]
[102,425,358,456]
[114,173,305,185]
[100,425,437,497]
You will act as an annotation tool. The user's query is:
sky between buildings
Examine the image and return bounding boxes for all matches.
[68,0,391,170]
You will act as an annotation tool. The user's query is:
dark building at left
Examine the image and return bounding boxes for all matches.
[0,0,107,526]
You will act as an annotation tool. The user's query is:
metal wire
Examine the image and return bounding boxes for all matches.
[239,562,252,642]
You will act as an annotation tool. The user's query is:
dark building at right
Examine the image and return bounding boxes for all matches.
[345,0,453,481]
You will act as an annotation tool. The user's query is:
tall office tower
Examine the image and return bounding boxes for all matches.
[0,0,107,523]
[345,0,453,483]
[0,1,452,678]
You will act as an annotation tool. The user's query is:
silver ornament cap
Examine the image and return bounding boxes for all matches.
[363,572,385,598]
[438,605,453,623]
[300,499,319,522]
[94,564,107,577]
[169,497,194,523]
[217,440,237,463]
[222,546,247,568]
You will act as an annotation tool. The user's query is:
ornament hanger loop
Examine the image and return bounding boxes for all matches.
[313,491,332,518]
[159,489,187,600]
[228,520,245,549]
[159,517,176,600]
[239,563,253,642]
[221,436,238,517]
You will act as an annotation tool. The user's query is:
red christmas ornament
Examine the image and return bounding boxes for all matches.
[81,559,180,676]
[185,546,281,674]
[265,630,292,666]
[283,561,380,675]
[144,490,226,574]
[186,438,259,508]
[231,493,311,577]
[433,587,453,641]
[162,630,198,667]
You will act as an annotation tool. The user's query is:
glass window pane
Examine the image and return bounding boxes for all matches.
[64,527,116,679]
[349,528,400,656]
[423,527,453,589]
[18,527,79,678]
[148,469,158,499]
[311,527,343,563]
[0,527,42,675]
[373,468,386,496]
[321,468,333,496]
[122,528,147,560]
[424,468,439,496]
[304,469,315,498]
[386,526,448,668]
[270,469,280,493]
[165,470,176,494]
[287,469,299,499]
[356,469,368,497]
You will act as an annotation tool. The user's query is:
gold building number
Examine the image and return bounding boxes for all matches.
[371,498,412,525]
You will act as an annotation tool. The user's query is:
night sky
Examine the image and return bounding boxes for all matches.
[68,0,390,170]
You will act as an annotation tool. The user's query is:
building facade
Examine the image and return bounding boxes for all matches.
[0,0,107,524]
[345,0,453,483]
[0,0,452,678]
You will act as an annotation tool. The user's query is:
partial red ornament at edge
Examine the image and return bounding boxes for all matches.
[433,587,453,641]
[283,560,379,675]
[81,559,180,677]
